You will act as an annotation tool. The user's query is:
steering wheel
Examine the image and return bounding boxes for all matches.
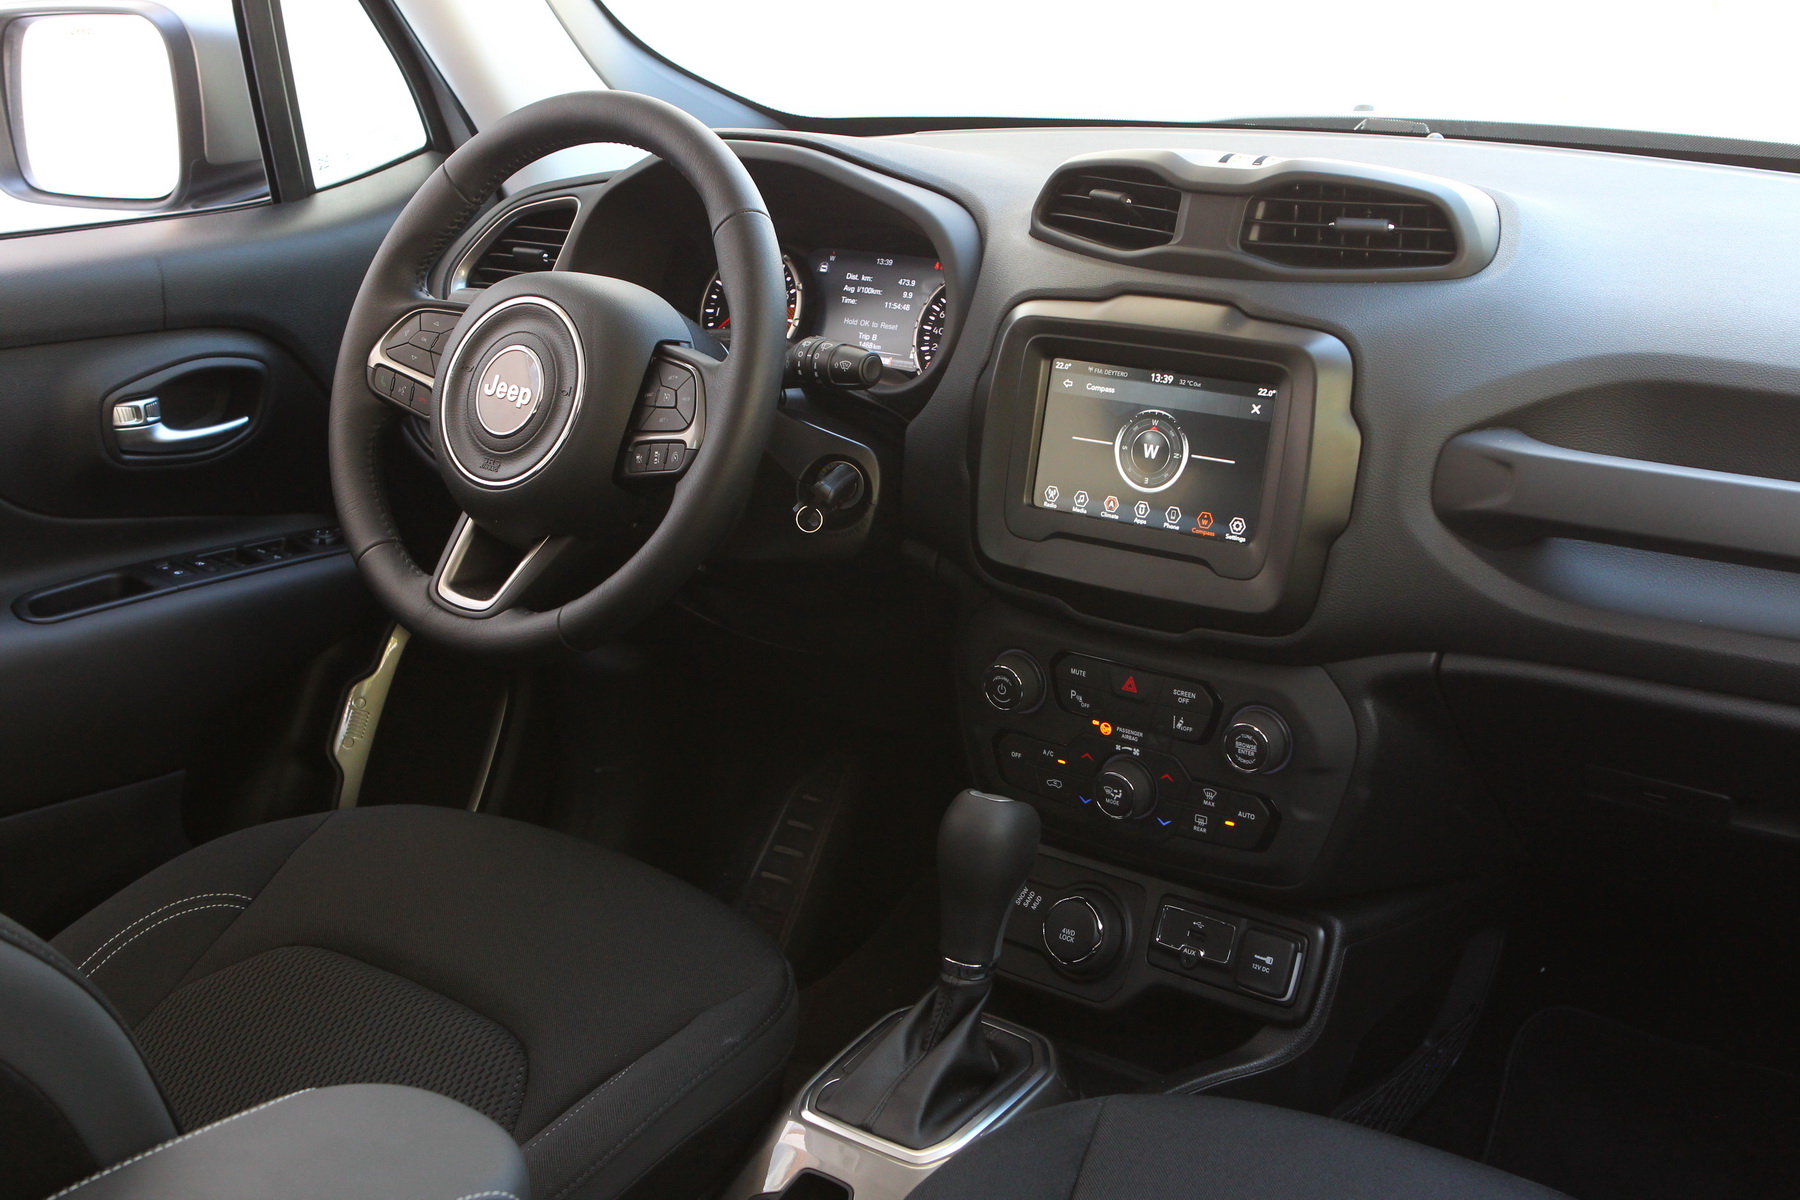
[328,91,787,657]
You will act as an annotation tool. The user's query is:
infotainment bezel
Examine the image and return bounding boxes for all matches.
[975,296,1359,630]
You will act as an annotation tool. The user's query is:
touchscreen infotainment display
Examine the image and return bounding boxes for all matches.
[1031,358,1278,543]
[808,249,944,372]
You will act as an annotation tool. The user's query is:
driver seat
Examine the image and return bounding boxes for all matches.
[1,805,795,1200]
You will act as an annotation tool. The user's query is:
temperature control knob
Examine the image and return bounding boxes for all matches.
[1095,755,1155,820]
[982,650,1045,713]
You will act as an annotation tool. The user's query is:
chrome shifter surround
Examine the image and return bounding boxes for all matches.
[724,1009,1066,1200]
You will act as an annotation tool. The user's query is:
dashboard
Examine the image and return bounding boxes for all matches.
[428,122,1800,950]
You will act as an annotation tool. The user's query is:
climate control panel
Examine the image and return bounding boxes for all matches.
[961,610,1358,890]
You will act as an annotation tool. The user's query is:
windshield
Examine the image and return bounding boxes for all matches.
[602,0,1799,150]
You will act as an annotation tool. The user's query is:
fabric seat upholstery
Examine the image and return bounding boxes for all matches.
[910,1093,1565,1200]
[49,805,795,1200]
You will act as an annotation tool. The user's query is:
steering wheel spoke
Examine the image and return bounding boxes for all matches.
[366,304,468,417]
[432,514,584,617]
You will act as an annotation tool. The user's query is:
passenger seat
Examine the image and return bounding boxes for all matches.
[910,1093,1563,1199]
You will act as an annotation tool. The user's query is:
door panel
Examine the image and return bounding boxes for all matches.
[0,155,439,931]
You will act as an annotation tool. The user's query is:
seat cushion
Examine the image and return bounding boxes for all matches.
[910,1094,1566,1200]
[52,806,796,1200]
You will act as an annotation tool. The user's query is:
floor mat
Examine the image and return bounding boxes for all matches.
[1485,1006,1800,1200]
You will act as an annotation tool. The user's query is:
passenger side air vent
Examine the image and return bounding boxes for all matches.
[1038,168,1181,250]
[1241,183,1457,269]
[458,199,578,289]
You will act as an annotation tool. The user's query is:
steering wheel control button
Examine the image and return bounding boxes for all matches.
[1224,706,1292,774]
[983,651,1045,713]
[1095,755,1155,820]
[474,344,546,436]
[1235,929,1303,1000]
[1043,896,1104,965]
[1153,903,1239,968]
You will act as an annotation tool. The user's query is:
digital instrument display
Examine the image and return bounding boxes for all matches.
[1031,358,1278,543]
[808,249,944,372]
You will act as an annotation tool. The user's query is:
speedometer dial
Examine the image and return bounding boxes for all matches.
[914,287,947,370]
[698,256,804,341]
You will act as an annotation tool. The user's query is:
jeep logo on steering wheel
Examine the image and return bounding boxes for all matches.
[474,343,544,437]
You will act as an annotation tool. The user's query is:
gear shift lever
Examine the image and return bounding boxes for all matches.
[938,788,1043,978]
[815,790,1041,1149]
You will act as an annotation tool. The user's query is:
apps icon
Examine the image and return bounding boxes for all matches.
[1133,500,1150,519]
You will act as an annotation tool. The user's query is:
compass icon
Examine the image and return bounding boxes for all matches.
[1113,409,1189,493]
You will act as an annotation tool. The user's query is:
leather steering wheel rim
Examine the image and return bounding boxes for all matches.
[328,91,786,658]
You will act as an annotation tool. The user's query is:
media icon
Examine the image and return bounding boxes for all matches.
[1043,484,1060,504]
[1073,490,1090,509]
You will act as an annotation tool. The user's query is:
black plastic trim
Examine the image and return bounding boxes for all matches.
[1435,427,1800,563]
[15,528,345,623]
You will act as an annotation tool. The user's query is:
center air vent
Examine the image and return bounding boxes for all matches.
[1038,168,1181,250]
[457,198,578,290]
[1241,182,1456,269]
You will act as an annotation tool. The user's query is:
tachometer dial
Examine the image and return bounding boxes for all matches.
[914,287,947,370]
[698,255,804,341]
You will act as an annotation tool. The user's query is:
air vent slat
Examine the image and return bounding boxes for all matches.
[1241,182,1457,269]
[463,200,578,290]
[1039,167,1181,251]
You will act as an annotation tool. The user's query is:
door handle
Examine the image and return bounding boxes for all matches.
[111,398,251,455]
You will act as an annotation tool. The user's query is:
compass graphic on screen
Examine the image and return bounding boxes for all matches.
[1112,409,1190,493]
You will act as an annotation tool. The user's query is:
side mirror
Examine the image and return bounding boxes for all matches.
[5,11,180,201]
[0,3,265,216]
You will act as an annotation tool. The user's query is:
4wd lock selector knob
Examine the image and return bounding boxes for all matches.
[1096,755,1155,820]
[983,650,1045,712]
[1224,706,1292,774]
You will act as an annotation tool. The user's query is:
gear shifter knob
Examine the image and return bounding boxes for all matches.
[937,789,1041,972]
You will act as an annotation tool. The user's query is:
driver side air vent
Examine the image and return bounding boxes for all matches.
[1038,168,1182,250]
[458,199,578,289]
[1241,182,1456,269]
